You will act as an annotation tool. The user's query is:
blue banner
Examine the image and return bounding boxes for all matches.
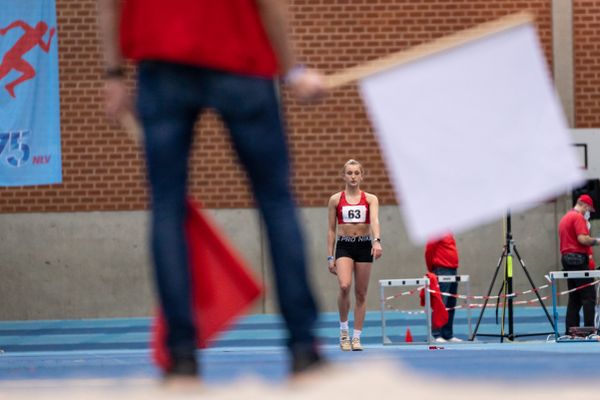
[0,0,61,186]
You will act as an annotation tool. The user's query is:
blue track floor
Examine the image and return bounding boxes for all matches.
[1,307,598,385]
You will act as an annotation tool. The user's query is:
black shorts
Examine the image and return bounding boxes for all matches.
[335,236,373,263]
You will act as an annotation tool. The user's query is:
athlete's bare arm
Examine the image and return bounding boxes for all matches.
[255,0,325,101]
[327,193,341,275]
[367,193,382,259]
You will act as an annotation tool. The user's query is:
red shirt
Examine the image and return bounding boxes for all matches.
[558,209,590,254]
[336,191,370,225]
[425,234,459,272]
[119,0,278,77]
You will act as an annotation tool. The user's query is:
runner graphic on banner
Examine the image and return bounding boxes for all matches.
[0,0,61,186]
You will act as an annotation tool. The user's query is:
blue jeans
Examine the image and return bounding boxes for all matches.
[136,61,319,360]
[431,267,457,339]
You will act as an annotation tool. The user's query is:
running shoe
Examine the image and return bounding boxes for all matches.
[340,330,351,351]
[447,337,463,342]
[433,337,447,343]
[351,337,363,351]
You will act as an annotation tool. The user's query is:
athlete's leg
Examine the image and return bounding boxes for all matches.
[5,59,35,97]
[336,257,354,350]
[336,257,355,323]
[352,262,373,331]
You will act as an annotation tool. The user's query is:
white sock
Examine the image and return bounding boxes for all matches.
[340,321,349,331]
[353,329,362,339]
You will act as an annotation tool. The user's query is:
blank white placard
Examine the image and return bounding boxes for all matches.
[359,23,583,243]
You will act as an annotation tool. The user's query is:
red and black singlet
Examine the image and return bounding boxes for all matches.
[336,191,370,225]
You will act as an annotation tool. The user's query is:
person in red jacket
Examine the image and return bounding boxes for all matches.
[98,0,327,382]
[425,233,461,342]
[558,194,600,335]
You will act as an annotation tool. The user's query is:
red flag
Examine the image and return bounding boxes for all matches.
[419,272,449,330]
[152,198,263,369]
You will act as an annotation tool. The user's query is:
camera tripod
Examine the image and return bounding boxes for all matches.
[469,212,555,342]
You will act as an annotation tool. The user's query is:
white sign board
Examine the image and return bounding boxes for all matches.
[359,23,583,243]
[571,129,600,179]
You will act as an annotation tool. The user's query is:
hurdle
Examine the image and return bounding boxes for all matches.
[379,275,471,344]
[549,270,600,342]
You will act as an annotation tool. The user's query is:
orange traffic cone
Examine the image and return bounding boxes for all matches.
[405,328,413,343]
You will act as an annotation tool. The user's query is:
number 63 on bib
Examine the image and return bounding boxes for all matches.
[342,205,367,223]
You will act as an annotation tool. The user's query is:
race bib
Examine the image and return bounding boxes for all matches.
[342,205,367,223]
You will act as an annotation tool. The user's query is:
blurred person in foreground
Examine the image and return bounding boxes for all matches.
[98,0,327,382]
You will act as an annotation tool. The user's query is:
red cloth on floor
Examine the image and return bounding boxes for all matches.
[420,272,449,329]
[152,198,263,370]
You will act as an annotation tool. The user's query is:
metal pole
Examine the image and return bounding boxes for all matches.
[380,283,388,345]
[513,245,556,329]
[470,250,505,340]
[466,277,473,339]
[506,212,515,340]
[425,278,433,344]
[551,274,559,340]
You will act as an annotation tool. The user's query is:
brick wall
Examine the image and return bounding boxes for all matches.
[574,1,600,127]
[0,0,555,212]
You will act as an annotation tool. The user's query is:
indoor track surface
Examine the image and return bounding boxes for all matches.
[1,307,598,398]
